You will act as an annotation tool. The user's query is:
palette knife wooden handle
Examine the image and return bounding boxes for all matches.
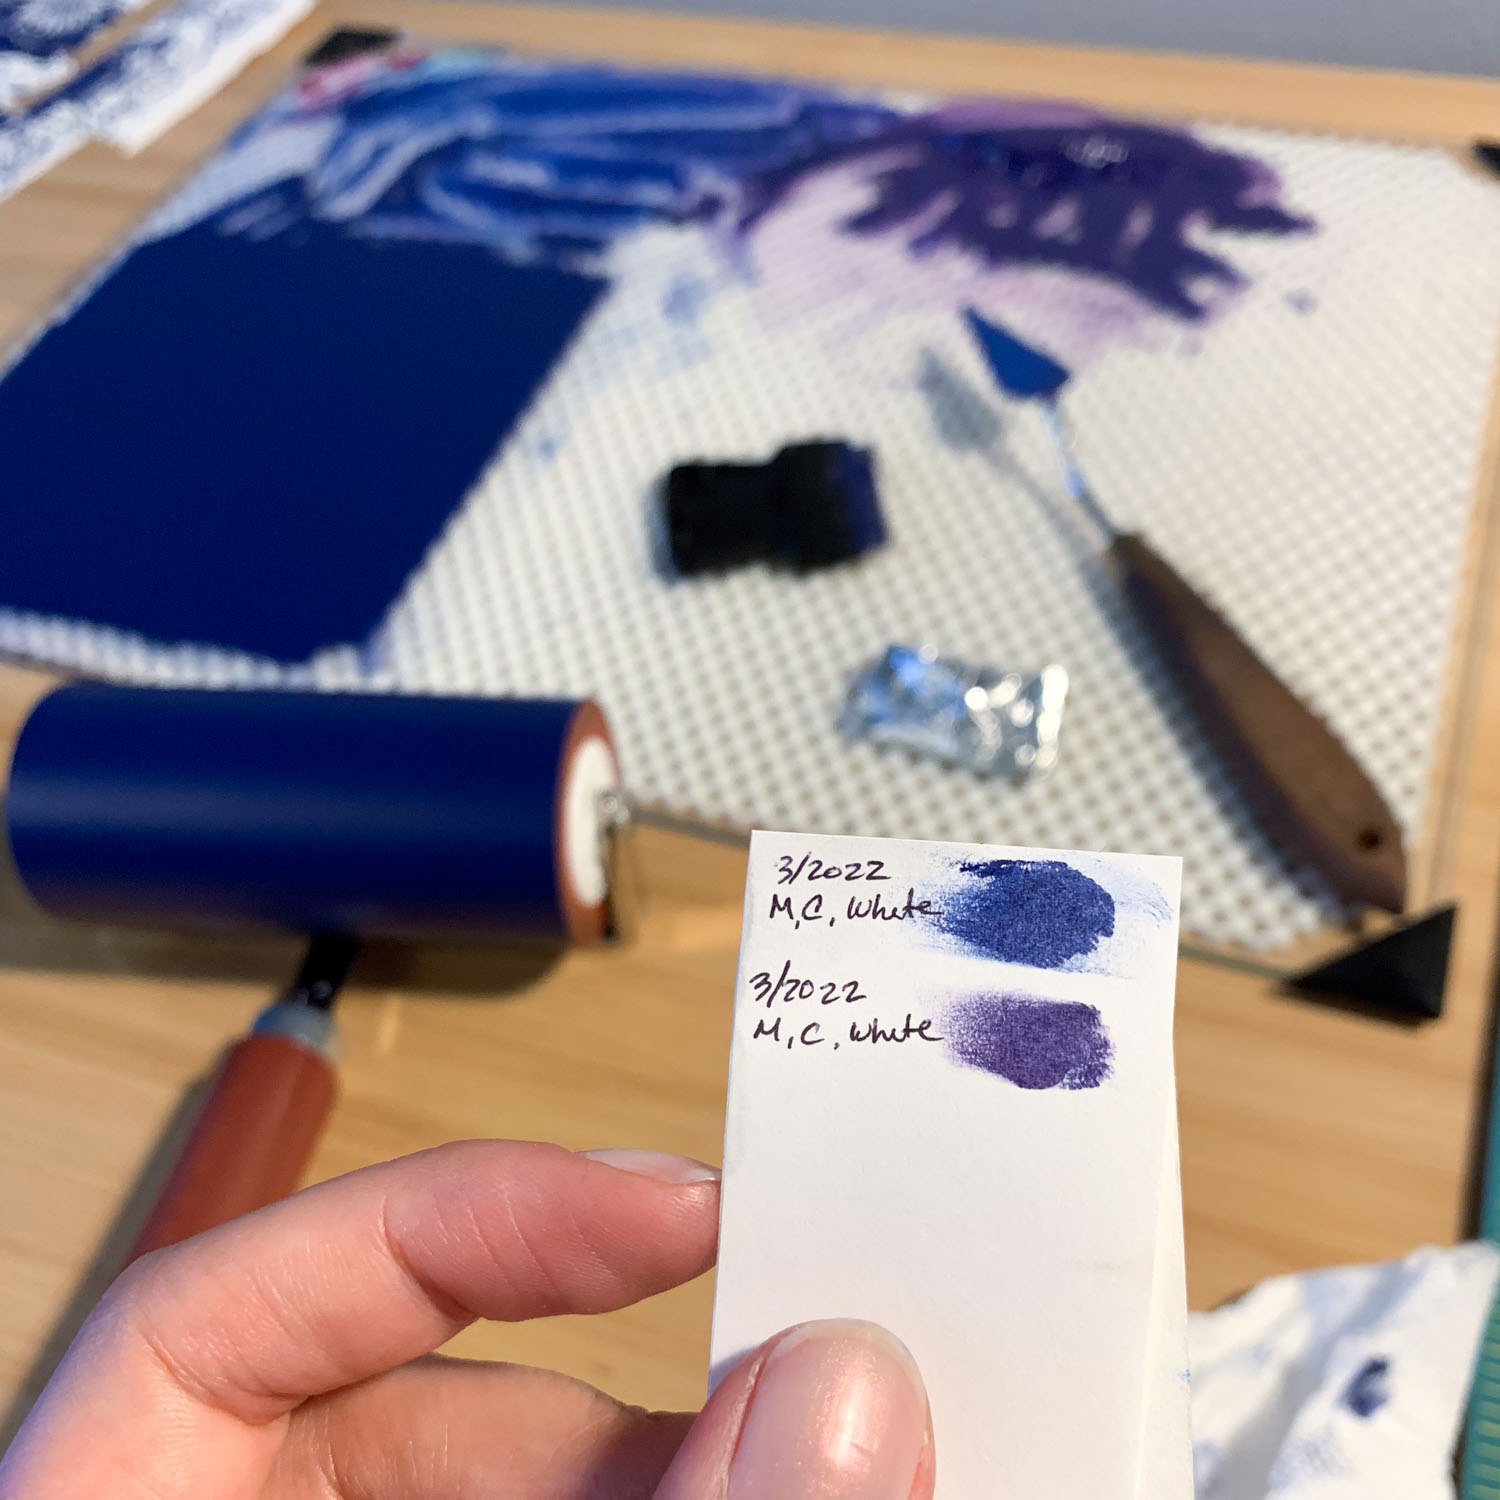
[1109,532,1407,913]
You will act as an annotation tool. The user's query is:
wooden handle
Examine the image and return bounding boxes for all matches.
[125,1032,336,1263]
[1110,532,1407,913]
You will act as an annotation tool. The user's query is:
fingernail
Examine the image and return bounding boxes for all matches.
[577,1147,721,1185]
[730,1320,928,1500]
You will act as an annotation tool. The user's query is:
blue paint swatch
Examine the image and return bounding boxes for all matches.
[944,993,1113,1089]
[0,222,603,660]
[937,858,1116,968]
[963,308,1071,399]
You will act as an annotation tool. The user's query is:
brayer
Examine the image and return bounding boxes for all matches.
[4,683,627,1256]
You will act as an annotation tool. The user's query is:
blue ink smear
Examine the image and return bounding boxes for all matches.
[944,993,1113,1089]
[937,858,1115,967]
[963,308,1070,399]
[1286,289,1318,314]
[198,54,897,271]
[744,111,1315,320]
[1342,1356,1390,1418]
[191,53,1311,314]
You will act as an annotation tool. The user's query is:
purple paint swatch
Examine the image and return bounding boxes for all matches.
[1341,1356,1390,1418]
[944,993,1113,1090]
[937,858,1116,968]
[744,106,1314,321]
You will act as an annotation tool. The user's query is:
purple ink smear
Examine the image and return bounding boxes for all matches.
[937,858,1116,968]
[742,103,1315,322]
[944,993,1113,1089]
[1341,1356,1390,1418]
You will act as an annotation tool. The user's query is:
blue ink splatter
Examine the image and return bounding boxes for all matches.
[664,273,711,325]
[1286,289,1318,314]
[937,858,1115,967]
[963,308,1070,397]
[1269,1432,1351,1487]
[944,993,1113,1089]
[1342,1356,1390,1418]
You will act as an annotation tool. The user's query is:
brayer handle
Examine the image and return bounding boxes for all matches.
[125,1009,337,1263]
[1109,531,1407,913]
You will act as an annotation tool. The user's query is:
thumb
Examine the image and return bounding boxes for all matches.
[655,1320,934,1500]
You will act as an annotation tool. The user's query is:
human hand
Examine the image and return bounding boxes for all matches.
[0,1140,933,1500]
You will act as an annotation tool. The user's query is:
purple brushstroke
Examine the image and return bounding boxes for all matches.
[742,103,1315,321]
[944,992,1113,1089]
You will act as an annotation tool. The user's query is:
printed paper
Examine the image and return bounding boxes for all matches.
[711,830,1189,1499]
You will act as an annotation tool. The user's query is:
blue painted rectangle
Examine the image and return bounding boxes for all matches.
[0,219,603,660]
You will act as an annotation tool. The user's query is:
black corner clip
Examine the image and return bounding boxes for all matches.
[1286,903,1456,1020]
[302,27,402,69]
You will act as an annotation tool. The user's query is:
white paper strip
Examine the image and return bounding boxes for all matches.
[710,830,1189,1499]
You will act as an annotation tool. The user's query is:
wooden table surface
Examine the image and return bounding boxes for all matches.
[4,0,1500,1441]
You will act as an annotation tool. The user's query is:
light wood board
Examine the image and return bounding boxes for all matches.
[3,1,1500,1435]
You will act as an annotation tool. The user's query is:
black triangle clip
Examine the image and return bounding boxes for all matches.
[1285,903,1456,1021]
[302,27,402,69]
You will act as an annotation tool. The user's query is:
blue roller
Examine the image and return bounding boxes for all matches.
[4,683,615,942]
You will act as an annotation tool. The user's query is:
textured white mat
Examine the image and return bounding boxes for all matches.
[5,96,1500,951]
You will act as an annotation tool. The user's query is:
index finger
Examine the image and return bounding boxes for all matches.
[2,1140,718,1496]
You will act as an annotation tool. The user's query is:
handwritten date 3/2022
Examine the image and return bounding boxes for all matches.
[748,958,867,1009]
[775,852,891,886]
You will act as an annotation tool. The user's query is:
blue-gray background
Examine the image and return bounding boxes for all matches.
[527,0,1500,77]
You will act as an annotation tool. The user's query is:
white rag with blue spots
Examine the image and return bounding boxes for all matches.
[1189,1242,1500,1498]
